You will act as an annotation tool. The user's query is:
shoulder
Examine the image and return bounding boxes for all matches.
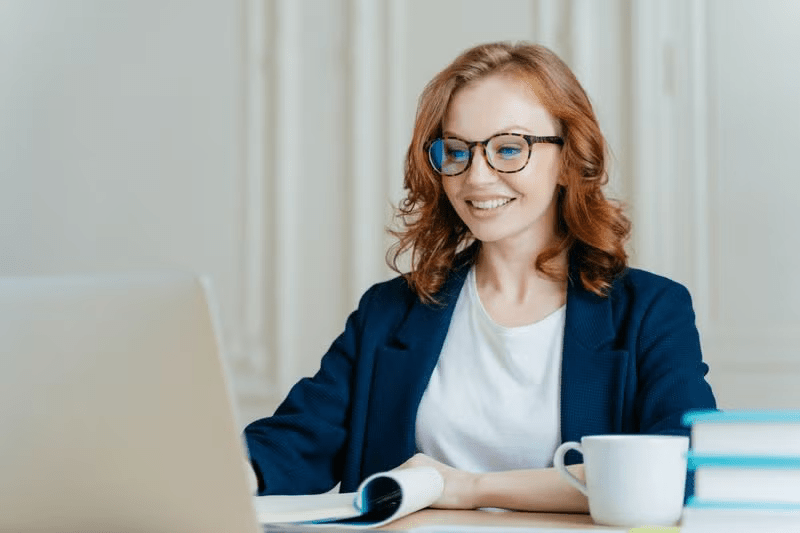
[358,244,476,315]
[602,267,696,333]
[355,274,418,321]
[609,267,692,305]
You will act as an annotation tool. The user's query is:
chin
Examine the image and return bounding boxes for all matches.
[466,227,518,244]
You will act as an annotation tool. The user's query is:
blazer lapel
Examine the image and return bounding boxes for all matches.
[560,270,630,464]
[360,256,473,476]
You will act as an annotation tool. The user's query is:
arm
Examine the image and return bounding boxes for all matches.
[474,465,588,513]
[634,282,717,434]
[243,286,376,495]
[398,453,588,513]
[629,281,717,500]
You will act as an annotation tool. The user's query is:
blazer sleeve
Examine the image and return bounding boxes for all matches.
[243,286,375,496]
[634,281,717,435]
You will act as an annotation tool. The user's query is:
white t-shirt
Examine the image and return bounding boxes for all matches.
[415,265,565,472]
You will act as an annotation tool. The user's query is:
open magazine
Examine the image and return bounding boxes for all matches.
[253,466,444,529]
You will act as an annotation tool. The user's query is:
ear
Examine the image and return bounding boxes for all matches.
[556,167,568,187]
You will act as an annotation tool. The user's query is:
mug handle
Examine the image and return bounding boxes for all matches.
[553,441,588,496]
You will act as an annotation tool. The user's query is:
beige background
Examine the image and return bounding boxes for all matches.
[2,0,799,427]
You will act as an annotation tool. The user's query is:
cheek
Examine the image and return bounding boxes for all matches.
[538,152,563,185]
[518,156,561,192]
[504,167,538,193]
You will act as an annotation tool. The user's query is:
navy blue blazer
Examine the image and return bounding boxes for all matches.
[244,251,716,495]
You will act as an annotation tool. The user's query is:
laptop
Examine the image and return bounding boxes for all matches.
[0,272,262,533]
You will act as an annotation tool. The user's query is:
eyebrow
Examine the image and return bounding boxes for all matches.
[442,125,534,138]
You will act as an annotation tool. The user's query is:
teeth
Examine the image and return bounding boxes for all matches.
[470,198,512,210]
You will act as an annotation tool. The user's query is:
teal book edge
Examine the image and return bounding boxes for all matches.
[682,409,800,425]
[687,452,800,470]
[685,496,800,511]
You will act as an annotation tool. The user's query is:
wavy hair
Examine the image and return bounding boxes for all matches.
[387,42,631,304]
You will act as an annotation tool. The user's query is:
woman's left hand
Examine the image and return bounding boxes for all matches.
[395,453,481,509]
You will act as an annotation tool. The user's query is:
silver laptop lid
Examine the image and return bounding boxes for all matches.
[0,272,260,533]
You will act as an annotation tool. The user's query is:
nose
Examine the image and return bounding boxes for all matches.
[464,145,497,185]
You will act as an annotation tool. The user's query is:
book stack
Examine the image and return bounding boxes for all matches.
[681,409,800,533]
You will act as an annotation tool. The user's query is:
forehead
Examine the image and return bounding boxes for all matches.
[443,73,558,137]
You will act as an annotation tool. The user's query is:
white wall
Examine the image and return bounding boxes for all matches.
[699,0,800,408]
[3,0,799,425]
[0,0,252,418]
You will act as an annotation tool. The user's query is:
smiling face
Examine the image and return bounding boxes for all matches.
[441,73,563,251]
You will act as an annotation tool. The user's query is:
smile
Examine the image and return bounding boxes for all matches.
[467,198,515,210]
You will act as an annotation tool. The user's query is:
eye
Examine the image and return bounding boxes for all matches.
[495,144,524,159]
[446,148,469,161]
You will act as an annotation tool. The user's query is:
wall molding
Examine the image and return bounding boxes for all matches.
[347,0,391,305]
[233,0,404,408]
[630,0,668,275]
[689,0,712,327]
[230,0,305,403]
[385,0,409,271]
[629,0,711,299]
[240,0,269,376]
[271,0,303,397]
[568,0,599,99]
[228,0,273,405]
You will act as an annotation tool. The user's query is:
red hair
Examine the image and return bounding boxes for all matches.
[387,42,631,303]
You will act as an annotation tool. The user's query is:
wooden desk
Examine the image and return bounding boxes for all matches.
[385,509,612,530]
[264,510,681,532]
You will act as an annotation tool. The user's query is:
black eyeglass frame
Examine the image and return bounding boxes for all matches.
[425,132,564,176]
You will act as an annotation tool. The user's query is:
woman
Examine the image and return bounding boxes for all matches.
[244,42,716,512]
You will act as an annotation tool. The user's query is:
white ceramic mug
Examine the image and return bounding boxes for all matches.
[553,435,689,527]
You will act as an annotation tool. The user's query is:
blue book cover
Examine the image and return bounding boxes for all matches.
[683,409,800,426]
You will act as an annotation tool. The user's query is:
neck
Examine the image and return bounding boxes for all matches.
[475,235,567,303]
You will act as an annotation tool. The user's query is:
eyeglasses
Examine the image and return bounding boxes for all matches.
[425,132,564,176]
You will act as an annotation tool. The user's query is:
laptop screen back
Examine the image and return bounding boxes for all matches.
[0,273,260,533]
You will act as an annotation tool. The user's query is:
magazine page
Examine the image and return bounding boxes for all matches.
[253,466,443,528]
[333,466,444,528]
[254,492,359,524]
